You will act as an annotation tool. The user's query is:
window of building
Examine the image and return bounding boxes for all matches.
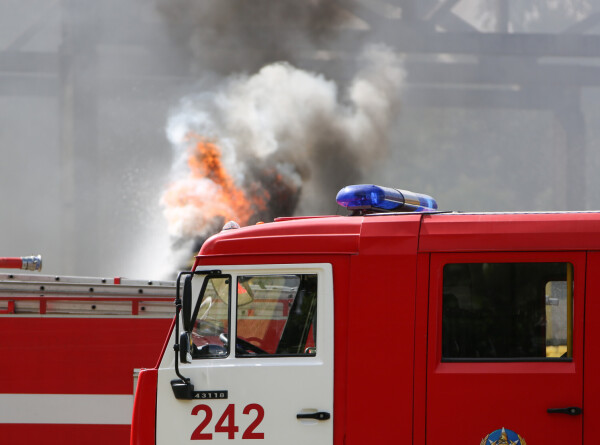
[442,262,573,361]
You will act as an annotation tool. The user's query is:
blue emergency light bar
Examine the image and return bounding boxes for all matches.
[336,184,438,214]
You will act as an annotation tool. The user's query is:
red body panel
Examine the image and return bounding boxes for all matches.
[131,369,158,445]
[1,317,171,394]
[584,252,600,445]
[419,212,600,252]
[412,253,431,445]
[345,216,421,445]
[200,217,362,257]
[0,424,131,445]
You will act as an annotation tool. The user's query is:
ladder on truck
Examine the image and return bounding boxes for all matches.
[0,273,175,316]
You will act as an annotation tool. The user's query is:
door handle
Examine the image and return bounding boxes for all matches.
[547,407,582,415]
[297,411,331,420]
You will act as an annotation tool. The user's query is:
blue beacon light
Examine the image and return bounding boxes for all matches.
[336,184,438,214]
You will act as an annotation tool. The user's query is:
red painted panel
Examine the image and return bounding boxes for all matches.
[200,217,361,256]
[0,317,172,394]
[420,212,600,253]
[131,368,158,445]
[0,424,130,445]
[330,257,350,445]
[345,216,420,445]
[584,251,600,444]
[413,253,430,445]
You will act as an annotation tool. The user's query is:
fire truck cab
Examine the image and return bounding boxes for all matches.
[132,185,600,445]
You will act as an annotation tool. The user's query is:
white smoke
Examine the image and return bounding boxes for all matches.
[215,43,404,165]
[162,43,405,244]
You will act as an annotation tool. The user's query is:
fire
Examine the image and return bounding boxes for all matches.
[161,134,268,240]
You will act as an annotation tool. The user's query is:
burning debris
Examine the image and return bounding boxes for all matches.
[161,135,299,250]
[161,45,405,258]
[162,137,266,237]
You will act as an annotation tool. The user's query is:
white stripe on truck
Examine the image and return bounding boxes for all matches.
[0,394,133,424]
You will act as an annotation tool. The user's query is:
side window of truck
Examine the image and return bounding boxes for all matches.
[236,274,318,357]
[191,276,232,358]
[442,262,573,361]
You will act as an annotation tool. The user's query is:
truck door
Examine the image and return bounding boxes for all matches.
[155,264,334,445]
[426,252,585,445]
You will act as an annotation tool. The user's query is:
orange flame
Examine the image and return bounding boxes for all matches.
[162,135,268,238]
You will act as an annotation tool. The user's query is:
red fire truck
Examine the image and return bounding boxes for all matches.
[131,184,599,445]
[0,257,174,445]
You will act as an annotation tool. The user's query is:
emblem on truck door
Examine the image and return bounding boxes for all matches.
[480,427,527,445]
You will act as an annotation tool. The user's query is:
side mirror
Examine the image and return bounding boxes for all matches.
[182,275,193,332]
[179,331,193,364]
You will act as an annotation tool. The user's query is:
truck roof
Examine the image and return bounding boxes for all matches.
[199,211,600,257]
[419,211,600,252]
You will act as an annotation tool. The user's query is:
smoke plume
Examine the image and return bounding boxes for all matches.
[157,0,352,74]
[161,44,405,252]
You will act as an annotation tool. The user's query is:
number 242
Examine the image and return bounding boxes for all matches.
[191,403,265,440]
